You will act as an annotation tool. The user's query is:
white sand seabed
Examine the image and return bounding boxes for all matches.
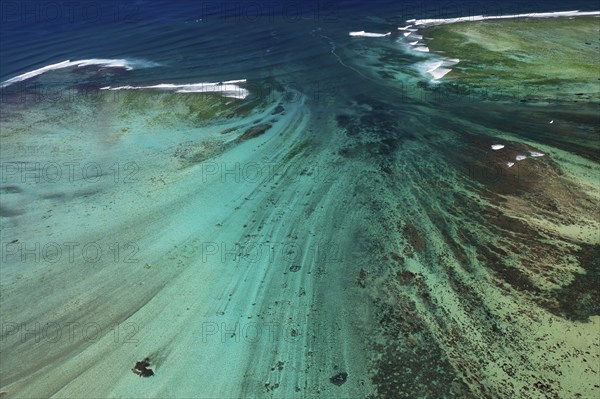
[0,90,376,398]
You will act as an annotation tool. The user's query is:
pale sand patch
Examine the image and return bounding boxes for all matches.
[0,90,377,398]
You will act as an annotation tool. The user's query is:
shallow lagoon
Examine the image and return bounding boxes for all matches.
[0,5,598,399]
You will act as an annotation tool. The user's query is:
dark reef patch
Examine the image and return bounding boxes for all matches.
[335,96,419,160]
[370,299,475,399]
[553,244,600,322]
[237,123,272,141]
[402,222,426,254]
[329,372,348,386]
[132,357,154,377]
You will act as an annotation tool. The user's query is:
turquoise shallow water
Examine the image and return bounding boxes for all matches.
[1,1,599,398]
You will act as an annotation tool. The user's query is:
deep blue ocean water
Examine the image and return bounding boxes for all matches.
[2,0,598,84]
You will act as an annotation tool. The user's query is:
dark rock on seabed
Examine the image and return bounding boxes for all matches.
[132,357,154,377]
[330,372,348,386]
[237,123,272,141]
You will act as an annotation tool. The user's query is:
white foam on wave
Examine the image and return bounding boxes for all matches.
[516,155,527,161]
[491,144,505,150]
[402,32,423,39]
[398,21,462,81]
[410,10,600,26]
[529,151,545,157]
[430,67,452,79]
[506,162,515,168]
[417,57,460,81]
[0,58,153,88]
[101,80,249,99]
[349,31,391,37]
[426,61,444,72]
[0,60,74,88]
[395,20,463,82]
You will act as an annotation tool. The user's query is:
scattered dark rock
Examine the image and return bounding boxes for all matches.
[534,381,551,391]
[396,270,416,285]
[378,71,394,79]
[554,244,600,321]
[290,329,298,337]
[264,382,280,391]
[338,147,351,157]
[0,206,24,217]
[271,105,285,115]
[390,252,404,263]
[402,223,425,253]
[3,185,22,193]
[357,268,368,288]
[330,372,348,386]
[132,357,154,377]
[289,265,301,272]
[237,123,272,141]
[220,127,238,134]
[335,114,352,127]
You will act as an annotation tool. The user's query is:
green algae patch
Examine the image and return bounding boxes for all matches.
[91,79,280,130]
[425,17,600,103]
[110,90,241,126]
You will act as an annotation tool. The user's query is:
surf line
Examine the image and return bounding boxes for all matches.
[0,58,153,88]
